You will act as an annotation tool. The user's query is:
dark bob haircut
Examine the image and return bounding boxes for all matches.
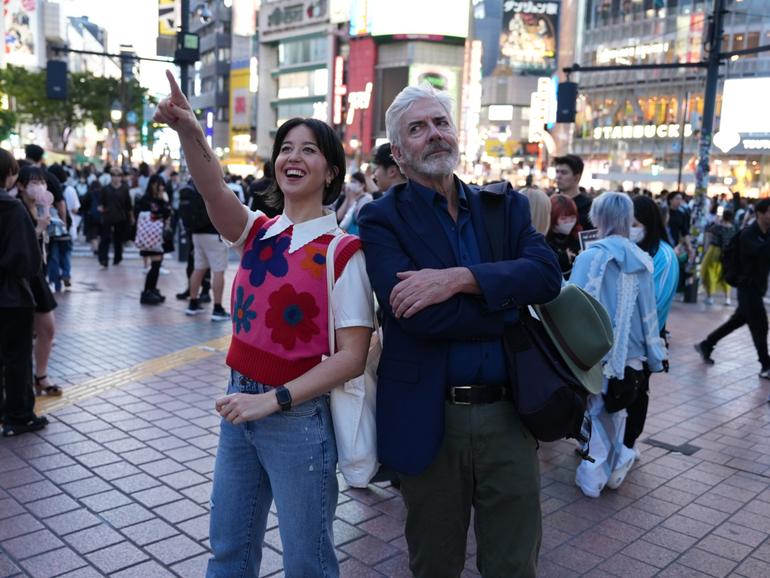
[632,194,667,256]
[18,165,47,187]
[265,118,345,210]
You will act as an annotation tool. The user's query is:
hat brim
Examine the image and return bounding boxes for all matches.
[569,359,604,395]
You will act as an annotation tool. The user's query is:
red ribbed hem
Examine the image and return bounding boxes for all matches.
[226,337,322,387]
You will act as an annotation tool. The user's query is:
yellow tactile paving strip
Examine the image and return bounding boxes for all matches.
[35,335,231,415]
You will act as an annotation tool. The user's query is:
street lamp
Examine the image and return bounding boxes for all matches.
[110,101,123,124]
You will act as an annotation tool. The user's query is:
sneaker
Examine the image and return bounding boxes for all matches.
[176,289,190,301]
[705,296,714,305]
[62,277,71,288]
[151,289,166,303]
[140,290,163,305]
[211,306,230,322]
[186,299,202,316]
[199,292,212,304]
[694,341,715,365]
[725,297,732,306]
[606,454,635,490]
[760,367,770,380]
[2,416,48,437]
[159,267,170,275]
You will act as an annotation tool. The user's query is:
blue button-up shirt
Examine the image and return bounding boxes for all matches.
[413,180,508,386]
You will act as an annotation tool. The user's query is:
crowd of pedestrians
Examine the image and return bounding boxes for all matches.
[3,73,770,578]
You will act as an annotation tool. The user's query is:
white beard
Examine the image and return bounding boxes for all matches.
[401,145,459,178]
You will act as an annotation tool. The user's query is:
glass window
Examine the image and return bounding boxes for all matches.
[745,31,759,58]
[276,69,329,100]
[278,36,328,67]
[276,101,320,127]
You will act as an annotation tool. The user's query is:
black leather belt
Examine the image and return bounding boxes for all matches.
[446,385,510,405]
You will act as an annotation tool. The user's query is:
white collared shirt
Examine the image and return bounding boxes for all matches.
[228,209,374,330]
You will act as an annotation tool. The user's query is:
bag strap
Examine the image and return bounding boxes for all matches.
[479,181,508,262]
[326,233,346,355]
[326,233,380,355]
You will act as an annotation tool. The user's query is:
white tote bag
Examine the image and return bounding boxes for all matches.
[326,234,380,488]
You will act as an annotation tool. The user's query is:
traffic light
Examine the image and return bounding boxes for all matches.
[556,81,577,123]
[46,60,68,101]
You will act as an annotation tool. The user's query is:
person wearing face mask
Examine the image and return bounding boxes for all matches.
[15,165,63,399]
[625,195,678,459]
[546,194,582,279]
[336,171,373,236]
[569,192,666,498]
[0,149,50,436]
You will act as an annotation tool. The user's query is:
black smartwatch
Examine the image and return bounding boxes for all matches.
[275,386,292,411]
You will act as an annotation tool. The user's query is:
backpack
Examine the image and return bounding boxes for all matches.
[721,229,743,287]
[179,185,212,233]
[480,182,613,448]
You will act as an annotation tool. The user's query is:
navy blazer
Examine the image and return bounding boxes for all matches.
[358,179,562,475]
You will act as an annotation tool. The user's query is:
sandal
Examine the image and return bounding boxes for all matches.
[2,416,49,437]
[34,375,63,397]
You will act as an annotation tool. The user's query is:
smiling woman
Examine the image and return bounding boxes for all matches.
[153,72,374,577]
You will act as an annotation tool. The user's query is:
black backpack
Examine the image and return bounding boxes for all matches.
[721,229,743,287]
[480,182,594,450]
[179,185,212,233]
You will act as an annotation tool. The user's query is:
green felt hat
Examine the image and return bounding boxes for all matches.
[533,285,614,395]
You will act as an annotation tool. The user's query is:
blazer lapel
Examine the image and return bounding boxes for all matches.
[396,183,456,268]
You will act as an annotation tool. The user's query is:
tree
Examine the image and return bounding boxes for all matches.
[0,65,152,149]
[0,109,17,142]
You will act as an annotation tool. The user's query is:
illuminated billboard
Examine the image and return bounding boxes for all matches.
[498,0,558,75]
[350,0,469,39]
[720,78,770,135]
[4,0,39,68]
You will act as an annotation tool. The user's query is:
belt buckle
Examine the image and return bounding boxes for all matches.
[450,386,472,406]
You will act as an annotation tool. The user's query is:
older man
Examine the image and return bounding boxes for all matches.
[358,85,561,577]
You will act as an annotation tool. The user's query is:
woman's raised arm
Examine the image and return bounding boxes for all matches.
[153,70,248,242]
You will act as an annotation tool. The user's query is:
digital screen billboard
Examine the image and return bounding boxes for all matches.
[350,0,470,39]
[4,0,39,68]
[498,0,558,75]
[720,78,770,134]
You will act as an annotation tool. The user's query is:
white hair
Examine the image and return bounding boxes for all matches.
[385,84,455,148]
[590,192,633,238]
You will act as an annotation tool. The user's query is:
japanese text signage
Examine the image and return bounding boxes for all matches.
[499,0,558,75]
[261,0,329,36]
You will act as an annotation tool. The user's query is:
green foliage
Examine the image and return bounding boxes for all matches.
[0,65,153,147]
[0,109,17,142]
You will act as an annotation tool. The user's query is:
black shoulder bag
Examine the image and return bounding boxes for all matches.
[480,183,591,451]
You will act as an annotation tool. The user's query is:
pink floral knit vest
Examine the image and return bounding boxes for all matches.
[226,215,361,386]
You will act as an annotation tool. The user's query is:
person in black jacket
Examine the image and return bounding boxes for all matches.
[696,198,770,378]
[0,148,49,436]
[98,168,133,267]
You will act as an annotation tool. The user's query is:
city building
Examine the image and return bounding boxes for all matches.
[571,0,770,196]
[471,0,561,184]
[190,1,234,152]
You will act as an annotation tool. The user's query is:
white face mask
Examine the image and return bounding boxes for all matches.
[26,182,48,197]
[7,186,18,198]
[630,225,646,243]
[554,219,576,235]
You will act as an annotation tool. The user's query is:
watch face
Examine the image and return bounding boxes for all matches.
[276,387,292,410]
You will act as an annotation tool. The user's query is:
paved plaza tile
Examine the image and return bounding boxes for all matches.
[3,254,770,576]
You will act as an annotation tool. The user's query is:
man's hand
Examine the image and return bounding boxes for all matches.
[390,269,461,319]
[153,70,199,136]
[215,392,280,424]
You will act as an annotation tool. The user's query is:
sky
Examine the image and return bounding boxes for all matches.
[58,0,173,95]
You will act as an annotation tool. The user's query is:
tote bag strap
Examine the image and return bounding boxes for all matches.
[325,233,381,356]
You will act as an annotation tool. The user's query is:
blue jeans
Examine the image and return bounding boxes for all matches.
[47,240,72,291]
[206,370,339,578]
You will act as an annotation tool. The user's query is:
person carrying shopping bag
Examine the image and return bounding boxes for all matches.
[154,71,374,578]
